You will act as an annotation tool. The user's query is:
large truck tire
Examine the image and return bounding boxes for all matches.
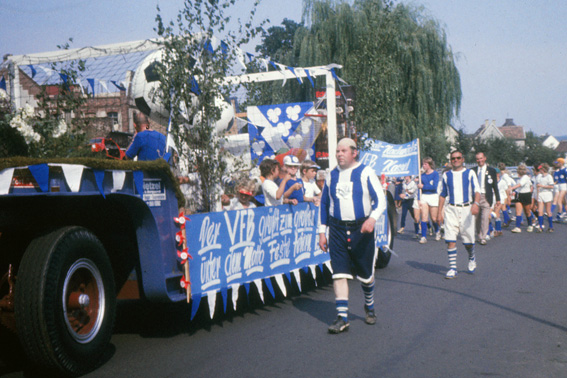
[376,191,396,269]
[14,226,116,376]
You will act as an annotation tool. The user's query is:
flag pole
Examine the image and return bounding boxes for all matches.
[417,138,422,202]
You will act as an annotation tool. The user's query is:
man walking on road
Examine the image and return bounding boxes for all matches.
[472,152,500,244]
[318,138,386,333]
[438,150,481,279]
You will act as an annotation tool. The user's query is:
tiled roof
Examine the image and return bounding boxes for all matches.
[499,126,525,140]
[556,140,567,153]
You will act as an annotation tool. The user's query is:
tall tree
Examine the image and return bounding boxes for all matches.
[252,0,461,154]
[155,0,264,212]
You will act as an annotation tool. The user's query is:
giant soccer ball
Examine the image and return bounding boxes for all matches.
[131,48,234,133]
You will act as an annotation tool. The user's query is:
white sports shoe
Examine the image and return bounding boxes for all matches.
[445,269,457,279]
[527,226,534,232]
[435,231,441,241]
[511,227,521,233]
[468,259,476,273]
[419,237,427,244]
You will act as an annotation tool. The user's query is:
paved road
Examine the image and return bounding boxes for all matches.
[2,221,567,377]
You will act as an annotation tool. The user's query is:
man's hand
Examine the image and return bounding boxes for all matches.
[437,212,444,225]
[293,183,303,191]
[319,233,328,252]
[361,218,376,233]
[471,203,480,216]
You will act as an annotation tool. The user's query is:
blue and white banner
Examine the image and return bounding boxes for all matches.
[247,102,320,163]
[359,139,420,178]
[185,202,389,316]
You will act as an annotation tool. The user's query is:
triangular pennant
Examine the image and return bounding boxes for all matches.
[207,290,217,319]
[287,66,302,84]
[111,80,126,91]
[324,260,333,274]
[87,78,96,96]
[59,73,69,88]
[253,279,264,303]
[274,274,287,297]
[231,284,240,311]
[303,266,309,274]
[221,287,228,314]
[61,164,84,192]
[133,171,144,196]
[304,69,315,88]
[0,77,5,91]
[246,52,255,62]
[309,265,317,285]
[98,79,109,93]
[285,272,291,284]
[112,170,126,191]
[93,169,106,198]
[244,282,251,304]
[264,278,276,299]
[28,65,37,79]
[292,269,302,292]
[236,49,247,68]
[190,294,201,320]
[36,66,54,84]
[28,164,49,192]
[0,168,15,195]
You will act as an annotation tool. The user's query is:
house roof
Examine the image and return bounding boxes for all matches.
[499,125,525,140]
[556,140,567,153]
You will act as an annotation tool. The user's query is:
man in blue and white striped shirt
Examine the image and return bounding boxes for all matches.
[319,138,386,333]
[437,150,481,279]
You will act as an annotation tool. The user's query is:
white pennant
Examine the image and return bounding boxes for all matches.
[309,265,317,286]
[292,269,302,292]
[274,274,287,297]
[36,65,55,84]
[207,290,217,319]
[275,63,288,87]
[61,164,84,192]
[112,170,126,191]
[231,284,240,311]
[98,79,109,93]
[324,260,333,274]
[253,279,264,303]
[0,168,14,195]
[236,48,247,69]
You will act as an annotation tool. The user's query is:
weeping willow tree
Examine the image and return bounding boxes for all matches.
[251,0,461,149]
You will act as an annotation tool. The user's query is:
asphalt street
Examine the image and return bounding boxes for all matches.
[2,220,567,377]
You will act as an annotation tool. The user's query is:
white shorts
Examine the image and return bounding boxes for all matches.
[443,204,475,245]
[558,183,567,192]
[412,198,420,209]
[421,193,439,207]
[538,191,553,203]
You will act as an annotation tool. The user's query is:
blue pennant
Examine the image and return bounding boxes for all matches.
[28,164,49,192]
[111,80,126,91]
[244,282,251,304]
[189,76,201,95]
[190,294,202,320]
[246,52,254,62]
[203,39,214,54]
[285,272,292,284]
[133,171,144,197]
[87,78,95,96]
[220,41,228,55]
[330,68,339,82]
[221,287,228,313]
[59,73,69,88]
[287,66,302,84]
[28,65,37,79]
[0,76,6,91]
[264,278,276,299]
[93,169,106,198]
[269,61,279,71]
[305,70,315,88]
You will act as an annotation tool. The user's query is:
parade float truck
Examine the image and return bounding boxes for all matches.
[0,157,394,376]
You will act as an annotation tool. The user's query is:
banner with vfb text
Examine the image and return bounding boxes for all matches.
[359,139,420,178]
[185,202,389,303]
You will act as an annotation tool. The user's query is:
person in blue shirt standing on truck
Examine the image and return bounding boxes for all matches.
[125,112,167,161]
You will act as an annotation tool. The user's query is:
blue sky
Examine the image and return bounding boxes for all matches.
[1,0,566,137]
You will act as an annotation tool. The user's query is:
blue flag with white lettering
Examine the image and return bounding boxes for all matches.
[359,139,420,178]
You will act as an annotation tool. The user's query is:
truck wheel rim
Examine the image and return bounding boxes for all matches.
[62,258,105,344]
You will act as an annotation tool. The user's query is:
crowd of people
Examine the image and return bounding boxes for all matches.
[393,153,567,278]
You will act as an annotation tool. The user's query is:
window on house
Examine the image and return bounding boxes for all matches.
[107,112,119,125]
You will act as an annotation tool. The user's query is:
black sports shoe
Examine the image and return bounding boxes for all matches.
[328,317,350,334]
[365,309,377,325]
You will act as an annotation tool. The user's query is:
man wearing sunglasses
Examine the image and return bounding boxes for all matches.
[437,150,481,279]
